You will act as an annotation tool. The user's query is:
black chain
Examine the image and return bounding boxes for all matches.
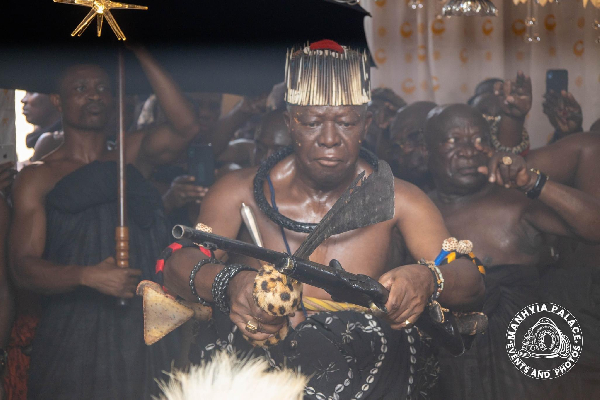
[189,257,222,306]
[253,145,380,233]
[211,264,258,314]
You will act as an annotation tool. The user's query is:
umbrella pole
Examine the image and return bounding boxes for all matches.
[116,46,129,307]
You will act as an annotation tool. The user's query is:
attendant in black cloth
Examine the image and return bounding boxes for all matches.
[9,45,201,400]
[161,41,484,400]
[424,104,600,399]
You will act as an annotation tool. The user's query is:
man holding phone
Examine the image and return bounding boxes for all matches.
[543,69,585,143]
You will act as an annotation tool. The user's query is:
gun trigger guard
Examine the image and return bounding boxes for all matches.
[329,259,344,272]
[201,242,218,251]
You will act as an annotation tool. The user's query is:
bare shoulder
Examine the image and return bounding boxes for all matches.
[529,132,600,161]
[393,177,441,219]
[13,159,70,205]
[199,166,259,236]
[202,167,258,211]
[210,167,257,194]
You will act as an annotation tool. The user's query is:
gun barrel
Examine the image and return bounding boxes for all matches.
[173,225,285,265]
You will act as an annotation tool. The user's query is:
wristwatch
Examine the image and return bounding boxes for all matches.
[525,169,548,199]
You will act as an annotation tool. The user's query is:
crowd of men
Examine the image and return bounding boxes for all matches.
[0,41,599,399]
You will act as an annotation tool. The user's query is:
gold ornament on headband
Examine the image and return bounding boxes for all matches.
[285,40,371,107]
[54,0,148,41]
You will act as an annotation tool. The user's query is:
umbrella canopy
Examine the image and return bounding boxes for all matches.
[0,0,370,95]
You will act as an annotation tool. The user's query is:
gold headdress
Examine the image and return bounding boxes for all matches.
[285,40,371,106]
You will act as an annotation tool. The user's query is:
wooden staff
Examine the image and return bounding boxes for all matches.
[116,47,129,307]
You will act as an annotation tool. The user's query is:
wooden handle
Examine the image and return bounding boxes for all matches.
[115,226,129,268]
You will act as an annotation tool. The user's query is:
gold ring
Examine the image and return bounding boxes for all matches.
[245,319,259,334]
[502,156,513,166]
[405,319,413,328]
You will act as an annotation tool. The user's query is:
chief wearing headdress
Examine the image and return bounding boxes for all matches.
[162,40,485,399]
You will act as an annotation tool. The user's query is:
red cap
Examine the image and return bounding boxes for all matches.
[309,39,344,53]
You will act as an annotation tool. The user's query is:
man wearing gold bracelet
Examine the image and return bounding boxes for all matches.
[162,41,485,399]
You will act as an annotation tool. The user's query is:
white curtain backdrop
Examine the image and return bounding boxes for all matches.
[362,0,600,148]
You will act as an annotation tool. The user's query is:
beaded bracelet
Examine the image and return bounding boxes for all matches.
[419,259,444,300]
[212,264,258,314]
[435,237,486,276]
[189,257,222,306]
[489,117,530,155]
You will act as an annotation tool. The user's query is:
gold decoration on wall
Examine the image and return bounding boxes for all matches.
[431,19,446,36]
[512,19,527,36]
[374,48,388,64]
[417,45,427,62]
[573,40,584,56]
[432,76,440,92]
[400,22,413,38]
[544,14,556,31]
[583,0,600,8]
[54,0,148,41]
[401,78,416,94]
[482,18,494,36]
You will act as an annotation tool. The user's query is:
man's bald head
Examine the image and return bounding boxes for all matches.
[424,104,489,147]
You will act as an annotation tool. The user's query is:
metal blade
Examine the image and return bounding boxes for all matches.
[294,160,395,260]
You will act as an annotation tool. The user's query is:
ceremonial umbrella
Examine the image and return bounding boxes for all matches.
[0,0,371,95]
[0,0,371,302]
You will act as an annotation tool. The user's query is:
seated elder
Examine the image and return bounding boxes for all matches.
[162,41,484,399]
[424,104,600,400]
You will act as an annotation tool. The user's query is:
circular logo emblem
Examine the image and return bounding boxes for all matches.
[506,303,582,380]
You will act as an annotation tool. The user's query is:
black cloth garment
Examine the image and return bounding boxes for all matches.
[190,309,436,400]
[437,265,592,400]
[25,119,62,148]
[27,161,180,400]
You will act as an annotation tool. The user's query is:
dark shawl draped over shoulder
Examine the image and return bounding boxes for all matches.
[27,161,179,400]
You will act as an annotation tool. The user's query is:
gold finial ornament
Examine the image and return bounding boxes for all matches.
[54,0,148,41]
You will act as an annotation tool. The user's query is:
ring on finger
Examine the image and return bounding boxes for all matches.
[404,319,413,329]
[245,319,259,334]
[502,156,513,166]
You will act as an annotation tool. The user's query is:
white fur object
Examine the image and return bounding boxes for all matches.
[157,351,308,400]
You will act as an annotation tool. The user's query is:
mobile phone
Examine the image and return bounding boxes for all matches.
[0,144,16,165]
[546,69,568,94]
[187,143,215,187]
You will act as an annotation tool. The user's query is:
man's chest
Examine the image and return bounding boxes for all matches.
[250,207,396,277]
[440,195,544,265]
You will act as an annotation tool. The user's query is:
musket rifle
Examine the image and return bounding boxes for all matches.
[173,160,465,355]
